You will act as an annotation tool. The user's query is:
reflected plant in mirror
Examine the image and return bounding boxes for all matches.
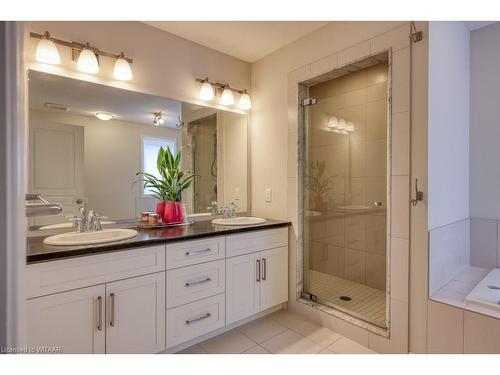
[305,160,335,211]
[136,147,196,224]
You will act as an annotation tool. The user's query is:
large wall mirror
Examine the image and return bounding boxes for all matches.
[28,70,249,227]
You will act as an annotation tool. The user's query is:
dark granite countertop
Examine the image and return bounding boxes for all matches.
[26,219,291,264]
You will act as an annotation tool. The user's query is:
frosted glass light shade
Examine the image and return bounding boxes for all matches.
[113,57,133,81]
[221,87,234,105]
[199,81,215,100]
[238,91,252,110]
[327,116,338,129]
[337,118,346,130]
[346,121,354,132]
[35,37,60,65]
[77,48,99,74]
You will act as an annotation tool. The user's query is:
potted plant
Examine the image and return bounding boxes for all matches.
[136,146,196,224]
[306,160,335,210]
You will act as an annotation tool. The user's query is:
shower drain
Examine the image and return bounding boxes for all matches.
[339,296,352,301]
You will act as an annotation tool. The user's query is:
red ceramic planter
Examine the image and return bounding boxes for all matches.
[163,201,183,224]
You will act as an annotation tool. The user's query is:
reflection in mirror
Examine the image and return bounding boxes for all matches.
[28,70,248,228]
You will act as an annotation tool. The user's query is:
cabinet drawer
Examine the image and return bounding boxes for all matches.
[166,260,225,309]
[26,245,166,298]
[166,237,225,270]
[166,294,225,348]
[226,228,288,258]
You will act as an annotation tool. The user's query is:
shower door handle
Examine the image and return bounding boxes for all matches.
[410,178,424,206]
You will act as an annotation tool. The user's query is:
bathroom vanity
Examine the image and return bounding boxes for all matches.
[25,220,290,353]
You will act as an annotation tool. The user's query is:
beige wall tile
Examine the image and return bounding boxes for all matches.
[427,301,464,354]
[391,47,411,114]
[368,298,408,353]
[366,139,387,177]
[391,111,410,176]
[338,41,371,66]
[366,100,387,140]
[288,64,311,87]
[365,252,386,290]
[345,248,366,284]
[367,82,387,102]
[371,23,411,53]
[390,238,409,302]
[366,213,386,255]
[311,53,339,77]
[366,176,387,209]
[289,229,298,270]
[464,311,500,354]
[326,245,346,278]
[391,175,410,239]
[287,177,298,222]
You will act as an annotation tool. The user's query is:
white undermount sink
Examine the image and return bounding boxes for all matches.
[211,217,266,226]
[43,228,138,246]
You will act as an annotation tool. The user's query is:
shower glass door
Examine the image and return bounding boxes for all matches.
[301,57,389,329]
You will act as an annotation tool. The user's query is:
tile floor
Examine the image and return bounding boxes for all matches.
[176,309,377,354]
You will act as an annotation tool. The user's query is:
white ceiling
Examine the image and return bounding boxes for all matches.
[144,21,329,63]
[29,70,183,128]
[464,21,497,31]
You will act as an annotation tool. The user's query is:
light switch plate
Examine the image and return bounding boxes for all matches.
[265,188,272,202]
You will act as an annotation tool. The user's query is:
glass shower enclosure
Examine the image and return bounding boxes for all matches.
[300,52,390,329]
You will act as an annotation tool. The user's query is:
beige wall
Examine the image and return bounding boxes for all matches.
[24,21,250,116]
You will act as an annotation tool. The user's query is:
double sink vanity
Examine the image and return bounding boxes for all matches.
[26,219,290,354]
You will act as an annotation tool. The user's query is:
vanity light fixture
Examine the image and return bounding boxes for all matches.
[77,43,100,74]
[30,31,134,80]
[195,77,252,110]
[346,121,355,132]
[238,89,252,110]
[153,112,164,126]
[220,85,235,106]
[95,112,113,121]
[35,31,61,65]
[113,52,133,81]
[327,116,338,129]
[199,78,215,101]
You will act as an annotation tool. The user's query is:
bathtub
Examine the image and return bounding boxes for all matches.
[465,268,500,311]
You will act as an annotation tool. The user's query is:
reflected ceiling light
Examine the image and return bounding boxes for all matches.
[199,78,215,101]
[238,89,252,110]
[153,112,164,126]
[35,31,61,65]
[346,121,354,132]
[327,116,338,129]
[337,118,346,131]
[95,112,113,121]
[77,43,99,74]
[220,85,234,106]
[113,52,133,81]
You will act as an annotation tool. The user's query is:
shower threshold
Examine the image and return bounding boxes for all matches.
[306,270,387,329]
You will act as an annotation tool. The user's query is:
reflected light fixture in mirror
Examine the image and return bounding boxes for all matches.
[199,78,215,101]
[35,31,60,65]
[95,112,113,121]
[327,116,338,129]
[238,89,252,110]
[77,44,99,74]
[221,85,234,105]
[113,52,133,81]
[153,112,164,126]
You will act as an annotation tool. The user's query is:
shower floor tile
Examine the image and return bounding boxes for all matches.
[308,270,386,327]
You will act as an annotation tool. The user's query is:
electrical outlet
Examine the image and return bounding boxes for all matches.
[265,188,272,202]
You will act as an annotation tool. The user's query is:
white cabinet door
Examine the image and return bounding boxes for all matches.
[225,252,260,324]
[105,272,165,354]
[27,284,105,354]
[259,246,289,311]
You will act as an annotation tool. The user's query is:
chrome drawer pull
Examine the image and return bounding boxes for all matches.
[185,277,211,287]
[262,258,267,281]
[256,259,261,282]
[97,296,103,331]
[185,312,211,325]
[109,293,115,327]
[185,248,211,257]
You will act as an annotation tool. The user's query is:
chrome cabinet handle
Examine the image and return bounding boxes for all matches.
[185,312,211,325]
[185,277,211,287]
[262,258,267,281]
[109,293,115,327]
[185,248,211,256]
[256,259,261,282]
[97,296,103,331]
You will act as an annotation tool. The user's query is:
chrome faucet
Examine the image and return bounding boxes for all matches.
[223,201,238,219]
[70,199,103,232]
[207,200,239,218]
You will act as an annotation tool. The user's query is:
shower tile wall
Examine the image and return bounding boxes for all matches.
[307,63,388,291]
